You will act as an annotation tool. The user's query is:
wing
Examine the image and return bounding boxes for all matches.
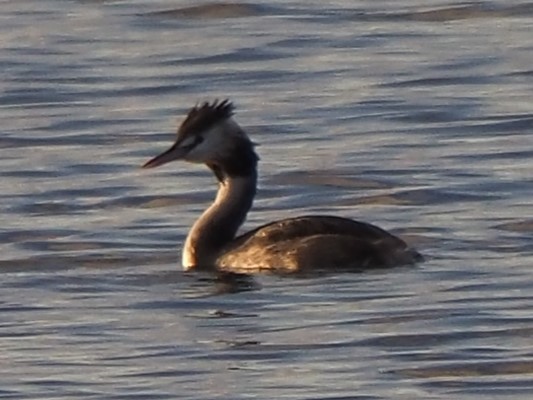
[234,215,405,246]
[216,216,420,272]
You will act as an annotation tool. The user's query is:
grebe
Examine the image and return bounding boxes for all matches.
[143,100,422,273]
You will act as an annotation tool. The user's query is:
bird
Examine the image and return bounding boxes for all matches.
[142,100,423,273]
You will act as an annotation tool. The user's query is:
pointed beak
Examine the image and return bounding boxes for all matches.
[142,141,188,169]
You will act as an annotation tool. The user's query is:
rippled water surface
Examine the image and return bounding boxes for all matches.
[1,0,533,398]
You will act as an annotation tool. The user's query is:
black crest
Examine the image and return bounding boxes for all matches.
[178,99,234,138]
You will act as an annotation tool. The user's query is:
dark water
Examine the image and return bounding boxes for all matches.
[1,1,532,398]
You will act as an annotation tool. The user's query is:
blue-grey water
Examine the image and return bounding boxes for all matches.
[1,1,533,399]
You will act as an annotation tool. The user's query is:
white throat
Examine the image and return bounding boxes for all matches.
[182,174,257,270]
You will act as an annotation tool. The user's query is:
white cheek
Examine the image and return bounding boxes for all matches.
[186,127,226,161]
[179,135,197,148]
[186,145,208,161]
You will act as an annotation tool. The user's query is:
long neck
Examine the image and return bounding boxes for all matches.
[182,170,257,269]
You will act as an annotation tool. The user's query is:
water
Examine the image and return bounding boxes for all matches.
[1,0,532,398]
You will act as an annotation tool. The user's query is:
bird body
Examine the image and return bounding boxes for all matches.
[216,215,420,273]
[143,100,422,273]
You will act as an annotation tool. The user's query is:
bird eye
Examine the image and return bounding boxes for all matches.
[179,135,203,150]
